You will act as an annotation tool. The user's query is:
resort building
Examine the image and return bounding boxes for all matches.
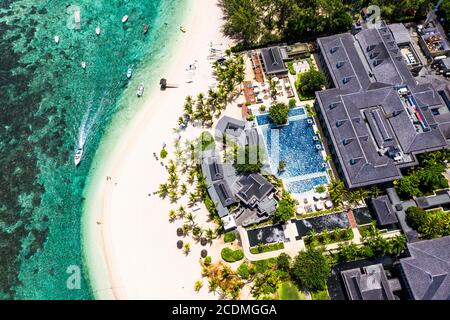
[260,46,288,77]
[341,264,401,300]
[418,25,450,61]
[399,236,450,300]
[369,195,399,228]
[315,20,449,189]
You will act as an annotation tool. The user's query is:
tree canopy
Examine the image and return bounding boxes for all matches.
[291,249,330,291]
[296,69,326,98]
[269,103,290,125]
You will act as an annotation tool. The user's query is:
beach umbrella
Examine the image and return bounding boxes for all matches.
[296,206,305,215]
[177,228,183,237]
[177,240,183,249]
[201,249,208,258]
[200,238,208,246]
[325,200,333,209]
[315,202,324,211]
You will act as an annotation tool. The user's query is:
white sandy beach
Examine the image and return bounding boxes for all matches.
[83,0,234,299]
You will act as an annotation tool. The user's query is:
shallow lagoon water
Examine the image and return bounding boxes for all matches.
[0,0,185,299]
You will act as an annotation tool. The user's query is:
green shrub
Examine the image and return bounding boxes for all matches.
[160,148,168,159]
[250,242,284,254]
[234,145,264,174]
[259,105,266,112]
[406,206,450,239]
[268,103,290,125]
[273,191,297,223]
[247,114,255,121]
[288,98,296,108]
[224,231,237,243]
[237,262,252,280]
[287,61,296,75]
[276,253,291,272]
[221,247,244,262]
[311,289,329,300]
[315,185,326,193]
[204,256,212,266]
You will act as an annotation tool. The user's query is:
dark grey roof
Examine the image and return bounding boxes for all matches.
[388,23,411,45]
[341,264,396,300]
[415,191,450,209]
[213,181,237,208]
[315,21,448,189]
[208,157,224,181]
[400,236,450,300]
[370,195,398,225]
[215,116,246,138]
[261,46,288,75]
[236,174,275,206]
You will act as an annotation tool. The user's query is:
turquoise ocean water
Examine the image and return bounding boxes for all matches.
[0,0,187,299]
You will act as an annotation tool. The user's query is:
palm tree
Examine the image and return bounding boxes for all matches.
[168,209,177,222]
[182,223,191,237]
[183,96,193,118]
[205,228,216,244]
[169,190,178,203]
[185,212,197,226]
[208,278,219,293]
[177,205,187,219]
[188,192,198,207]
[194,280,203,292]
[192,226,203,241]
[183,242,191,255]
[390,235,407,256]
[328,179,347,206]
[187,168,196,185]
[370,186,381,198]
[348,191,362,206]
[180,183,187,195]
[158,183,169,198]
[168,173,179,188]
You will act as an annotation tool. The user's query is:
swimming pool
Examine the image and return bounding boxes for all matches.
[256,107,328,194]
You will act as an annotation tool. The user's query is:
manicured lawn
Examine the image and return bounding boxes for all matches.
[311,289,329,300]
[278,281,306,300]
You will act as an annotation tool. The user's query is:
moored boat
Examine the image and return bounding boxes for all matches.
[54,35,60,44]
[122,15,129,23]
[95,27,101,35]
[180,26,186,33]
[81,61,86,69]
[136,83,145,97]
[143,24,149,34]
[127,66,133,79]
[74,147,83,166]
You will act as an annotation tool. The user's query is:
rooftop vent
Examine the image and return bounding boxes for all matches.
[352,117,361,123]
[336,119,347,127]
[330,46,339,54]
[343,138,354,145]
[336,61,346,68]
[343,76,352,84]
[373,59,383,66]
[329,102,339,109]
[390,48,399,54]
[367,44,376,52]
[360,135,369,142]
[393,110,403,116]
[370,51,379,59]
[350,157,362,165]
[388,41,396,47]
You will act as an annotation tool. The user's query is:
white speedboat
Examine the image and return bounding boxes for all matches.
[95,27,101,35]
[136,83,145,97]
[74,147,83,166]
[127,66,132,79]
[122,15,129,23]
[54,35,60,44]
[81,61,86,69]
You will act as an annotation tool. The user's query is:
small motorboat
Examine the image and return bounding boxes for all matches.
[136,83,145,97]
[54,35,60,44]
[81,61,86,69]
[122,15,129,23]
[127,66,132,79]
[143,24,149,34]
[95,27,101,35]
[180,26,186,33]
[74,147,83,166]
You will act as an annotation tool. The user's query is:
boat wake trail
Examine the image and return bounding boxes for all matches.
[77,95,107,149]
